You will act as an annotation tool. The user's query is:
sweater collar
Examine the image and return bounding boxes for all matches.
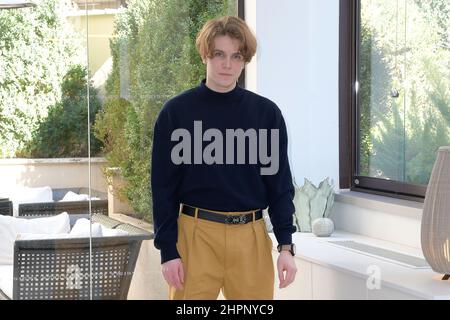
[197,78,243,102]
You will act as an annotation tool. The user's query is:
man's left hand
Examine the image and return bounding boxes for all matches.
[277,251,297,288]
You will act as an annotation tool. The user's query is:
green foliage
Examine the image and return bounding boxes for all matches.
[93,97,131,166]
[18,65,103,158]
[414,0,450,50]
[371,82,449,185]
[358,22,392,176]
[0,0,85,157]
[371,101,405,181]
[95,0,236,222]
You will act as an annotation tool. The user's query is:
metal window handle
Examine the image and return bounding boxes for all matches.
[390,89,400,98]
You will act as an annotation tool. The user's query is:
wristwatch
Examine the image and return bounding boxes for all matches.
[277,243,296,256]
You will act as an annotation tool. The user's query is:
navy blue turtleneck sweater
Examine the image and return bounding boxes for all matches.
[151,79,296,263]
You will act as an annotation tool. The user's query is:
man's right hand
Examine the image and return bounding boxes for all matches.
[162,258,184,290]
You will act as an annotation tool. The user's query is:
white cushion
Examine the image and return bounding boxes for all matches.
[0,212,70,265]
[69,218,103,237]
[11,186,53,217]
[0,265,13,299]
[100,225,129,237]
[59,191,101,202]
[15,222,130,240]
[60,191,89,202]
[16,224,129,239]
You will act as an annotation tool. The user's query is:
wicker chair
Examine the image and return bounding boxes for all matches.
[18,188,108,217]
[0,199,12,216]
[0,214,153,300]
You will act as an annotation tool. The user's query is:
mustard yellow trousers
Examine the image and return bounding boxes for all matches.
[169,207,274,300]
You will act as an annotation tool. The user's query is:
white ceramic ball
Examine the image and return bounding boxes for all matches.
[312,218,334,237]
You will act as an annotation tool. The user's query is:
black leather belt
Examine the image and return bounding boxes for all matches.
[181,204,263,225]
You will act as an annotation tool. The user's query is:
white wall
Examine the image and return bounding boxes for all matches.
[0,158,108,197]
[246,0,340,188]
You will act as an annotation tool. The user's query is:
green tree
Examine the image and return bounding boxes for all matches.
[414,0,450,50]
[371,99,406,181]
[371,81,449,186]
[93,98,131,167]
[18,65,103,158]
[358,22,392,176]
[0,0,85,157]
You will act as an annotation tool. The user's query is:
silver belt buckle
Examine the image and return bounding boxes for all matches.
[226,214,247,224]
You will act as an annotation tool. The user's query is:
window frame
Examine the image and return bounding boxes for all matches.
[339,0,426,202]
[237,0,245,88]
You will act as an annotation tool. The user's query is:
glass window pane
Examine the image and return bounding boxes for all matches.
[0,0,90,300]
[358,0,450,186]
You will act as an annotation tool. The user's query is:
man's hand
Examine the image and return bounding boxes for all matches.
[162,258,184,290]
[277,251,297,288]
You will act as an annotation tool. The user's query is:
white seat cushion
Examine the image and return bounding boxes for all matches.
[14,218,130,241]
[0,265,13,299]
[100,225,129,237]
[59,191,101,202]
[69,218,103,237]
[0,212,70,265]
[59,191,89,202]
[11,186,53,217]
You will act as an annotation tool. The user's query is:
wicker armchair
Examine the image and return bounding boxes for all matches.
[0,214,153,300]
[18,188,108,217]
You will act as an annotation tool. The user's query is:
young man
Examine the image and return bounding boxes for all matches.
[151,16,297,300]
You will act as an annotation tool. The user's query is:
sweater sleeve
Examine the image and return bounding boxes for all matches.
[262,108,296,245]
[151,106,182,264]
